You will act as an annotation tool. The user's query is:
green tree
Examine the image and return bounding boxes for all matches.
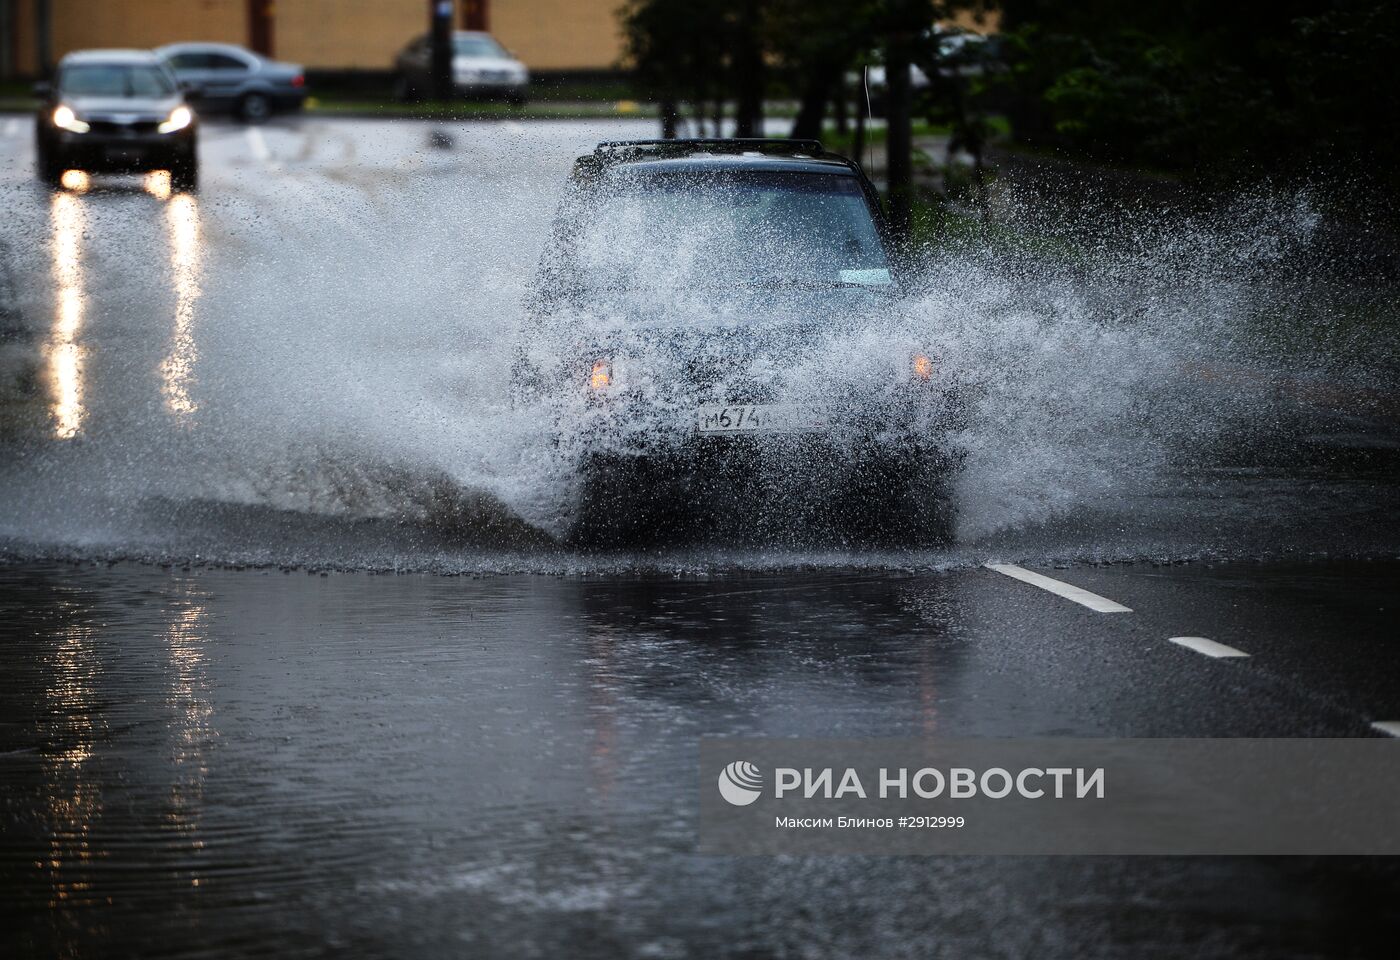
[998,0,1400,199]
[620,0,739,136]
[619,0,996,238]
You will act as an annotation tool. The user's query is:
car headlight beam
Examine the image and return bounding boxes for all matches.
[52,105,90,134]
[158,105,193,134]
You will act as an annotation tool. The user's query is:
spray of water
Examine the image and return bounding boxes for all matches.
[0,125,1395,571]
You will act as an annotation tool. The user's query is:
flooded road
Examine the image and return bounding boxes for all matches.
[2,560,1399,958]
[1,115,1399,957]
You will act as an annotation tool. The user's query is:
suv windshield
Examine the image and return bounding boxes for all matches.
[61,64,175,98]
[564,169,891,292]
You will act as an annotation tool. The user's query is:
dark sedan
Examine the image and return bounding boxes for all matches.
[34,49,198,190]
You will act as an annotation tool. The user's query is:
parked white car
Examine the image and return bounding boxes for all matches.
[393,31,529,104]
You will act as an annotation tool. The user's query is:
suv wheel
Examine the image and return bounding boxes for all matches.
[238,92,273,124]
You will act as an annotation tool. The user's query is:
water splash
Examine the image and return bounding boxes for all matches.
[0,130,1395,571]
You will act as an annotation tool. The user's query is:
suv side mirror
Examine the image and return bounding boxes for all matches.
[181,81,205,100]
[32,80,51,98]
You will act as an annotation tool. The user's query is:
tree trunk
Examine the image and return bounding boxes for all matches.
[429,0,454,101]
[660,98,678,139]
[35,0,53,76]
[733,0,764,138]
[0,0,11,80]
[789,66,833,141]
[885,32,914,241]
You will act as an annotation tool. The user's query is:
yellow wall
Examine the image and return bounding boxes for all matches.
[12,0,985,75]
[492,0,623,71]
[16,0,245,74]
[279,0,625,71]
[12,0,625,73]
[8,2,996,77]
[277,0,422,71]
[944,8,1001,34]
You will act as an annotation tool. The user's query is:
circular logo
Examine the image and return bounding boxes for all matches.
[717,760,763,806]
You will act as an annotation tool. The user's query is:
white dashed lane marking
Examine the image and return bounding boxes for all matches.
[1169,636,1250,659]
[981,563,1397,734]
[984,563,1133,613]
[245,126,272,162]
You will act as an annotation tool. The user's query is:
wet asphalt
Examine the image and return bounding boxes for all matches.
[1,559,1399,959]
[0,114,1398,957]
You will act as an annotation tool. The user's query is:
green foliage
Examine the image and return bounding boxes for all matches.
[619,0,999,221]
[620,0,738,106]
[1000,0,1400,195]
[619,1,977,124]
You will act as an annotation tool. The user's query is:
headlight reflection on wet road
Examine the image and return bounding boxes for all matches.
[163,596,214,883]
[47,190,86,439]
[161,191,202,418]
[43,616,101,910]
[143,169,173,202]
[58,170,90,193]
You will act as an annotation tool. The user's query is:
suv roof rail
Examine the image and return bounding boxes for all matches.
[593,138,826,157]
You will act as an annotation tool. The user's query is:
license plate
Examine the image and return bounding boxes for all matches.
[696,404,822,434]
[104,147,145,164]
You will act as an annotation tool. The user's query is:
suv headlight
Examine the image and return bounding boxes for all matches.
[53,105,90,133]
[588,359,613,392]
[158,105,192,134]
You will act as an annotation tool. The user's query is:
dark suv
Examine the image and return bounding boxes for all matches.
[35,49,199,190]
[515,139,963,545]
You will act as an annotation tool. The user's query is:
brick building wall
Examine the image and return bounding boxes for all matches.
[13,0,245,74]
[490,0,624,71]
[5,0,624,76]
